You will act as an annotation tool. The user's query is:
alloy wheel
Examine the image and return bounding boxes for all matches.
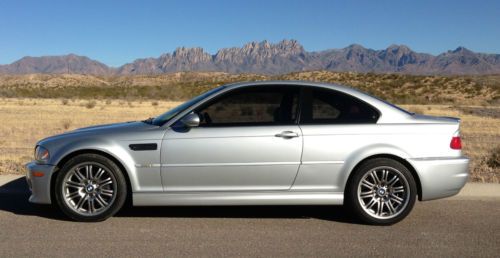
[61,162,117,216]
[357,166,411,220]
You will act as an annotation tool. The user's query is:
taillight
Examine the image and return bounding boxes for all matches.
[450,136,462,150]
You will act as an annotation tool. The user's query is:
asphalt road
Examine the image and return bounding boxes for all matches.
[1,177,499,257]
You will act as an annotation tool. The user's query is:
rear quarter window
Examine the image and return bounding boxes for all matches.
[300,87,380,124]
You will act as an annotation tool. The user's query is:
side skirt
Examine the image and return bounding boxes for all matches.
[133,191,344,206]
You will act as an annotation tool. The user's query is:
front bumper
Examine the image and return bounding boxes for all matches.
[25,161,57,204]
[408,157,469,201]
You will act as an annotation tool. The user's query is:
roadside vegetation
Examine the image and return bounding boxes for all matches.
[0,71,498,182]
[0,71,498,105]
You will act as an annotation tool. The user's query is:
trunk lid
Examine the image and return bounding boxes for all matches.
[411,114,460,124]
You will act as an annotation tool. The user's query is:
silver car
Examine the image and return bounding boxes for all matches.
[26,81,469,224]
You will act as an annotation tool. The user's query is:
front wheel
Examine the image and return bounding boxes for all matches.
[54,154,127,222]
[347,158,417,225]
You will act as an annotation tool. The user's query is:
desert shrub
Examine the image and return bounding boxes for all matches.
[407,106,424,114]
[487,146,500,169]
[1,72,498,105]
[61,99,69,105]
[151,101,159,106]
[85,100,96,109]
[105,99,112,105]
[61,119,72,130]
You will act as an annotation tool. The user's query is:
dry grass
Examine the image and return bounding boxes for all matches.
[0,98,180,175]
[0,98,498,183]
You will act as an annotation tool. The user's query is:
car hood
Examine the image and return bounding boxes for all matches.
[75,121,140,132]
[38,121,159,145]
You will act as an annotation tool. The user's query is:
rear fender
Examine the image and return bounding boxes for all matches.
[338,144,410,191]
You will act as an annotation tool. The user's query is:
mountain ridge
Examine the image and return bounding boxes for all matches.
[1,40,500,75]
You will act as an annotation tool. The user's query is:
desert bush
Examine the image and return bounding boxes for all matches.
[1,72,499,105]
[61,99,69,105]
[85,100,96,109]
[407,106,424,114]
[151,101,158,106]
[61,119,72,130]
[487,145,500,169]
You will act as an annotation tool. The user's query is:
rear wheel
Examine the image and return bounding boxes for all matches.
[54,154,127,222]
[347,158,417,225]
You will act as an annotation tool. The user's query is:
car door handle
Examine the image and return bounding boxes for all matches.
[275,131,299,138]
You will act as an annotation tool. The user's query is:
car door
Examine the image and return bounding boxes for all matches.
[293,87,380,191]
[161,85,302,191]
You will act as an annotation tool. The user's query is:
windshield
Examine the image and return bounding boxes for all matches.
[151,86,226,126]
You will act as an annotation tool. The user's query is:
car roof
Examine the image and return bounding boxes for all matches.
[225,80,350,90]
[225,80,374,100]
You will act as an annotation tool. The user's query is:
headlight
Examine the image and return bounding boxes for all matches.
[34,146,50,162]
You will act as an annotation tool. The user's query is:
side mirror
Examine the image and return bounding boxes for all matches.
[180,112,200,127]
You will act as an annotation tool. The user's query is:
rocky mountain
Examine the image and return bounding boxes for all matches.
[1,40,500,75]
[0,54,111,75]
[117,40,309,75]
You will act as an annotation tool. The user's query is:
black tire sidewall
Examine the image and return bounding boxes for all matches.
[54,154,127,222]
[347,158,417,225]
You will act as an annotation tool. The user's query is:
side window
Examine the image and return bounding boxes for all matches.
[301,88,379,124]
[196,86,299,127]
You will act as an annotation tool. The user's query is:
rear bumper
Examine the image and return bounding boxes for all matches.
[408,157,469,201]
[25,161,57,204]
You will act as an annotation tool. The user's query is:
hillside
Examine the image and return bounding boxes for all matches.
[0,54,111,75]
[0,71,498,105]
[1,40,500,75]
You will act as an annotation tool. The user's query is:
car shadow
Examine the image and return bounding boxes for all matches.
[0,177,358,224]
[0,177,68,220]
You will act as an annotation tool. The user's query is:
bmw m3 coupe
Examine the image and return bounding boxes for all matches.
[26,81,469,224]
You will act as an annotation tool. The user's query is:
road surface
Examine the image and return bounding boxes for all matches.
[0,177,499,257]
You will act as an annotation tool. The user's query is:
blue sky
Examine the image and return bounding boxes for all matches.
[0,0,499,66]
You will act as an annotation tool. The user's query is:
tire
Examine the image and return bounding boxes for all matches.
[54,154,127,222]
[346,158,417,225]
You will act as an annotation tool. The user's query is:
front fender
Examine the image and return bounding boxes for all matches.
[49,138,141,192]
